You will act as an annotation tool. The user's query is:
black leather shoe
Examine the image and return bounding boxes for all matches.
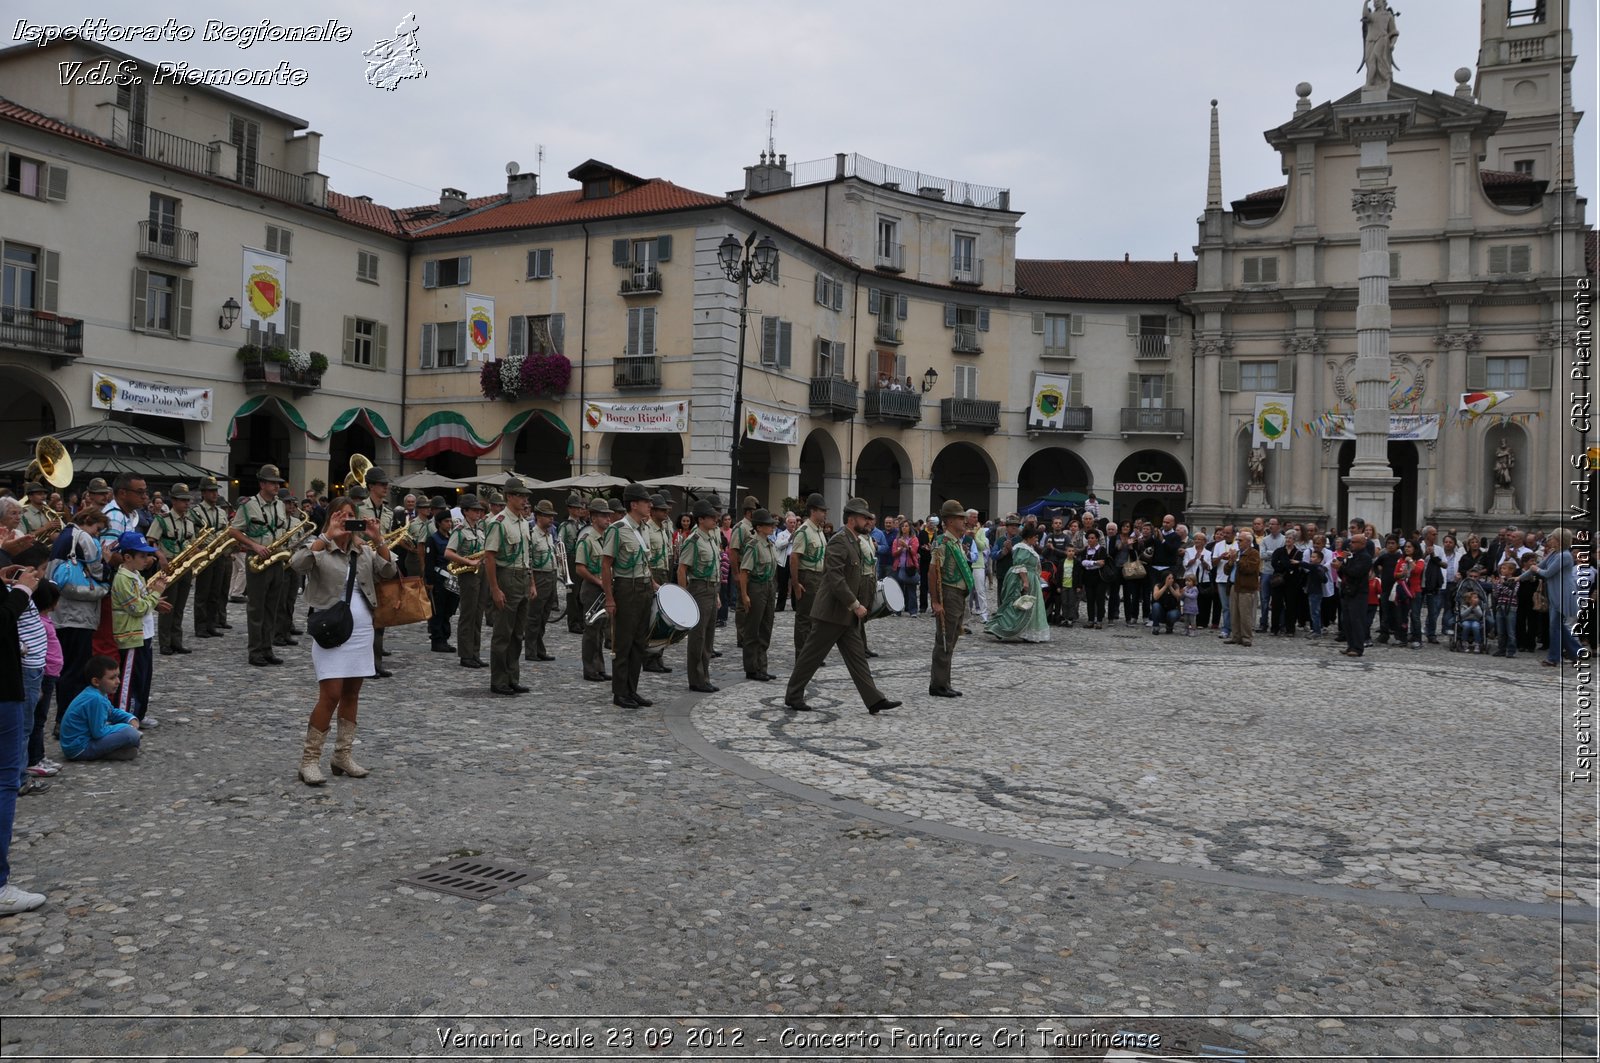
[249,657,271,667]
[631,695,653,707]
[535,653,555,662]
[510,683,532,694]
[160,648,176,656]
[289,627,305,636]
[711,650,723,658]
[194,630,217,639]
[381,649,393,657]
[583,672,606,682]
[689,684,719,693]
[174,646,193,655]
[866,650,880,659]
[758,671,777,681]
[644,660,671,673]
[867,698,900,715]
[491,684,517,696]
[460,659,486,668]
[375,668,394,678]
[929,687,960,698]
[266,655,286,665]
[600,672,612,681]
[219,620,234,628]
[432,642,453,653]
[613,696,640,709]
[275,637,299,646]
[785,702,814,712]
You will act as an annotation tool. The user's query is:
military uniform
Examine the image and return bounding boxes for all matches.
[858,530,879,658]
[151,489,198,655]
[728,498,758,647]
[929,501,973,696]
[523,504,560,662]
[738,511,778,679]
[559,497,587,634]
[604,485,657,706]
[356,483,396,675]
[275,507,305,646]
[19,488,56,539]
[191,481,231,637]
[230,468,289,665]
[644,500,674,672]
[483,494,532,693]
[447,503,488,666]
[575,506,610,681]
[790,507,829,656]
[785,499,895,714]
[678,508,721,690]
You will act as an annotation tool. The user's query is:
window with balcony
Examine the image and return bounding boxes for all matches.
[149,194,179,244]
[954,364,978,400]
[873,349,908,390]
[4,152,66,201]
[626,307,657,357]
[614,236,671,293]
[2,241,59,319]
[508,313,565,357]
[357,250,380,283]
[1032,312,1083,356]
[1242,256,1279,285]
[945,303,989,353]
[1129,314,1175,357]
[117,83,147,152]
[343,316,387,369]
[265,224,293,258]
[131,267,192,337]
[1487,244,1531,274]
[876,217,903,271]
[230,115,260,188]
[526,247,554,280]
[1506,0,1546,26]
[423,255,471,288]
[420,321,464,368]
[814,338,845,378]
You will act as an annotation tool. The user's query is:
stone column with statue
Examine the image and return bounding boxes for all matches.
[1488,438,1519,515]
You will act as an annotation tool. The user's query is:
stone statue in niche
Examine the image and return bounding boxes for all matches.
[1359,0,1400,96]
[1494,439,1515,489]
[1247,445,1268,487]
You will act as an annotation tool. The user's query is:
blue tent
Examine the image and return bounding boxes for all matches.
[1020,488,1087,518]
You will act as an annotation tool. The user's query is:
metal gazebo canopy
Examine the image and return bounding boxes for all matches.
[0,421,217,486]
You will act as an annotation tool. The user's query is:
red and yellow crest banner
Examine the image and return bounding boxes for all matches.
[241,248,289,331]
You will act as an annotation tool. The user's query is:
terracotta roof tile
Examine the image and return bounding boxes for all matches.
[1243,184,1287,202]
[0,96,109,147]
[1015,259,1196,303]
[414,180,724,237]
[1480,168,1539,187]
[325,190,405,237]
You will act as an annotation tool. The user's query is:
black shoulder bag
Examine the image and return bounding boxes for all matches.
[307,549,359,649]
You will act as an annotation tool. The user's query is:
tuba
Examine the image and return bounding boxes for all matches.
[24,436,72,542]
[347,454,372,492]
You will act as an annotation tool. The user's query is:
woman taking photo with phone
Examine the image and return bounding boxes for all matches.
[288,497,397,786]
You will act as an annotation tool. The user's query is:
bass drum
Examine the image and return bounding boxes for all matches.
[867,577,905,621]
[647,583,701,648]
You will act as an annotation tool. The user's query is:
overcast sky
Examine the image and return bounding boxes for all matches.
[8,0,1596,260]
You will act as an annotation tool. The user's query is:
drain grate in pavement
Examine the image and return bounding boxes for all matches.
[395,858,542,899]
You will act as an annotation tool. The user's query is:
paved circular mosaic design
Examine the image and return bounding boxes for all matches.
[692,625,1593,908]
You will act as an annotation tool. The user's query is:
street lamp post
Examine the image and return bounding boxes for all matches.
[717,231,779,511]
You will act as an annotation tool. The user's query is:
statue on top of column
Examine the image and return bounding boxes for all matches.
[1358,0,1400,96]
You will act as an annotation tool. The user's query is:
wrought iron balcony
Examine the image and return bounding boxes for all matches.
[619,268,662,296]
[1120,407,1186,435]
[1042,344,1072,359]
[952,328,984,354]
[940,397,1001,433]
[876,242,905,273]
[1135,334,1171,358]
[863,387,921,425]
[951,257,984,286]
[615,354,662,389]
[0,307,83,365]
[241,358,323,397]
[1028,407,1093,434]
[875,321,903,345]
[808,375,858,419]
[128,123,215,176]
[136,221,199,266]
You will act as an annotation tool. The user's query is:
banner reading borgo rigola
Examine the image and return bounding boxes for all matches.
[582,400,689,433]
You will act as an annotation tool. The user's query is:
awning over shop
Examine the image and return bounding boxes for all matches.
[397,409,572,460]
[0,420,217,485]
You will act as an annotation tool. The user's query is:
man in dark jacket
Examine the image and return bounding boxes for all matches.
[1373,536,1401,643]
[1335,533,1375,656]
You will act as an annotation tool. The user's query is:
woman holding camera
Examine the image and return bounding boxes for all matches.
[288,497,397,786]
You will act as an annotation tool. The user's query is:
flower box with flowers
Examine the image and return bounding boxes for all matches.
[480,353,573,400]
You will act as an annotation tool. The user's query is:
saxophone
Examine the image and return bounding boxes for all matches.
[246,517,317,572]
[447,550,484,576]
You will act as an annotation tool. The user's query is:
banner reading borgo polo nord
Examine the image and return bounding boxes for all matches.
[240,247,288,332]
[583,400,689,433]
[743,405,798,445]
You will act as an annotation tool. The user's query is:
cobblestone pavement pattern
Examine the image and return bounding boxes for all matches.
[1,609,1594,1059]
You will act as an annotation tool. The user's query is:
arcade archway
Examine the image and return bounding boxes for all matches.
[514,413,572,483]
[610,432,683,482]
[931,441,994,520]
[1112,450,1188,526]
[229,411,292,495]
[798,430,840,504]
[0,367,66,478]
[328,423,379,493]
[1016,446,1092,514]
[856,438,910,520]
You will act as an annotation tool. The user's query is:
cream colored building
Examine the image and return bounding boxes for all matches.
[0,40,406,494]
[1182,0,1589,537]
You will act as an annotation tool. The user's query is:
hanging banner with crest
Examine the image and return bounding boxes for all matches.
[240,247,288,332]
[464,292,495,361]
[1252,393,1294,450]
[743,405,799,445]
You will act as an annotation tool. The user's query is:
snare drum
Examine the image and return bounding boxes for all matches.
[867,577,906,621]
[647,583,701,648]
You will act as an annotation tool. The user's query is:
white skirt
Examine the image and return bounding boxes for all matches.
[311,592,376,682]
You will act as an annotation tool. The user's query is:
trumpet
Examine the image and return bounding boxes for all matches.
[554,536,574,589]
[161,528,218,582]
[247,517,317,572]
[447,550,484,577]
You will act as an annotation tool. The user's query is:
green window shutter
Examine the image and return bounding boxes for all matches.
[41,250,59,312]
[1164,372,1176,405]
[896,294,908,320]
[1389,252,1400,279]
[541,248,554,277]
[1465,354,1486,390]
[814,273,826,305]
[45,166,68,202]
[1487,246,1507,274]
[1262,257,1278,283]
[457,257,471,285]
[1243,258,1260,284]
[978,307,990,331]
[1031,312,1045,334]
[1528,353,1553,389]
[265,226,278,254]
[420,323,436,368]
[1068,374,1082,408]
[779,321,793,368]
[627,308,640,356]
[612,239,631,267]
[761,315,779,366]
[656,235,672,263]
[176,278,194,337]
[834,342,846,375]
[640,307,656,355]
[526,249,540,279]
[1126,372,1139,407]
[867,288,880,315]
[131,267,148,328]
[375,324,388,369]
[285,299,301,348]
[1070,314,1085,336]
[1125,315,1140,337]
[506,314,525,358]
[341,316,355,362]
[1277,357,1295,391]
[1219,357,1239,392]
[894,353,907,381]
[423,259,438,288]
[834,282,844,312]
[552,313,565,354]
[944,303,957,328]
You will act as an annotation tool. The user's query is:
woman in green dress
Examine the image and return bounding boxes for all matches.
[985,523,1049,642]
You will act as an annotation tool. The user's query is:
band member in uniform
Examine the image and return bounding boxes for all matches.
[789,494,828,657]
[523,499,560,663]
[191,478,230,638]
[481,490,505,629]
[643,493,674,674]
[728,495,758,647]
[481,477,532,696]
[445,494,488,668]
[738,508,779,681]
[487,491,507,522]
[401,498,435,580]
[229,464,289,667]
[576,497,613,682]
[275,496,304,647]
[678,499,721,693]
[784,498,900,716]
[603,483,658,709]
[150,483,197,656]
[929,499,972,697]
[859,514,881,659]
[425,509,458,653]
[355,468,396,678]
[560,494,588,634]
[19,481,60,542]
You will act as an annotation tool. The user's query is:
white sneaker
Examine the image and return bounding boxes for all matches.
[39,757,61,771]
[140,717,159,730]
[0,882,46,915]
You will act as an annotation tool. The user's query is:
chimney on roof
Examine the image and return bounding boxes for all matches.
[744,149,793,195]
[1174,252,1179,262]
[355,194,372,203]
[918,186,946,201]
[439,187,469,216]
[508,171,539,202]
[1125,253,1130,262]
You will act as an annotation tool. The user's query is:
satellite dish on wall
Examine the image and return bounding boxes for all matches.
[506,161,520,176]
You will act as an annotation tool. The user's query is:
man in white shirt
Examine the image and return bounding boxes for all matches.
[1211,525,1237,640]
[1257,518,1285,634]
[773,513,797,611]
[965,509,989,621]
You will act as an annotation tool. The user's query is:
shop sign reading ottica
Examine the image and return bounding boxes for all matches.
[582,400,689,433]
[92,374,213,422]
[743,406,799,445]
[1113,472,1185,494]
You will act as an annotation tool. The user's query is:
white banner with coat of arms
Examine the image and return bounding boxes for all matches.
[744,405,798,445]
[1029,372,1073,429]
[1252,392,1294,450]
[92,373,212,422]
[240,248,288,331]
[464,292,494,361]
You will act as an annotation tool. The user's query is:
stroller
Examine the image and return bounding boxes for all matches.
[1039,559,1062,625]
[1448,565,1492,652]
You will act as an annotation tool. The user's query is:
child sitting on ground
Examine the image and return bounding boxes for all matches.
[1456,589,1486,654]
[1181,574,1200,635]
[60,655,141,761]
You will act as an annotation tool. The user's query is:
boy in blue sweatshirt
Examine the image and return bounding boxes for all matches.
[60,655,141,761]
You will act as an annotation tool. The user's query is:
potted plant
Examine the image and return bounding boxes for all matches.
[520,352,573,399]
[237,344,265,380]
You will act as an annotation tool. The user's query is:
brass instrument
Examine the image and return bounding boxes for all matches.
[584,594,609,627]
[383,525,413,549]
[161,527,218,582]
[23,437,72,543]
[182,528,239,577]
[347,454,372,491]
[247,516,317,572]
[447,550,484,577]
[554,536,574,589]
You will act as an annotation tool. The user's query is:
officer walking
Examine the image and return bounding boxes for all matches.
[929,499,973,697]
[603,483,658,709]
[191,477,231,638]
[575,497,614,682]
[229,464,289,667]
[784,498,900,716]
[445,494,489,668]
[560,494,588,634]
[739,508,779,681]
[678,498,722,693]
[789,494,828,657]
[643,493,674,674]
[482,477,533,696]
[151,483,197,656]
[523,499,560,663]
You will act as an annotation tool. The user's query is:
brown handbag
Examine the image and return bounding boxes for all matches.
[373,575,433,628]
